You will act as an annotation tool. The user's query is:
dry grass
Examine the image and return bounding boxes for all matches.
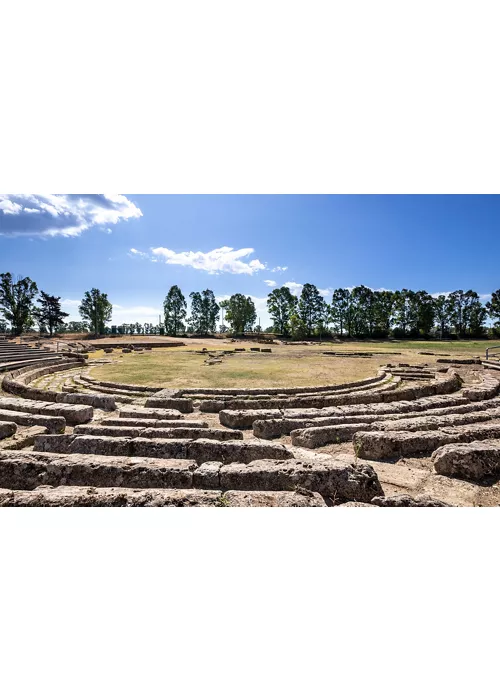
[85,338,489,389]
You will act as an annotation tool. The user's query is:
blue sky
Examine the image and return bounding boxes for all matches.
[0,194,498,328]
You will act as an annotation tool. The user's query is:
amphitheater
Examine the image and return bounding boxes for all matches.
[1,336,500,507]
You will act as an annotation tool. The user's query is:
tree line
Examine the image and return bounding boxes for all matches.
[267,284,500,339]
[1,271,499,340]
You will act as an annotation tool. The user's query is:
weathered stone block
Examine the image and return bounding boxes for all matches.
[432,440,500,480]
[186,439,293,465]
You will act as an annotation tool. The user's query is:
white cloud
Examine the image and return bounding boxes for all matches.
[283,281,303,296]
[264,280,276,287]
[128,248,148,258]
[146,245,267,275]
[282,282,334,300]
[0,194,142,237]
[272,266,288,273]
[60,299,81,308]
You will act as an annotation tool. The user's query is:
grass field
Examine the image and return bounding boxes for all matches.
[88,339,493,389]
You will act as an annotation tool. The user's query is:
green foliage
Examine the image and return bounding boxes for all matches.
[220,294,256,334]
[289,313,308,340]
[188,289,220,335]
[79,288,113,335]
[448,290,486,337]
[267,286,297,335]
[486,290,500,325]
[33,291,69,337]
[163,285,187,336]
[0,273,38,335]
[298,283,325,335]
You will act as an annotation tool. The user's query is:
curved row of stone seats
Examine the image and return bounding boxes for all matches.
[101,417,209,428]
[171,371,391,398]
[73,425,244,440]
[0,407,65,433]
[34,434,294,464]
[0,338,63,370]
[209,370,460,414]
[353,422,500,460]
[222,382,468,430]
[82,376,159,393]
[66,377,136,404]
[254,394,499,439]
[118,407,184,420]
[0,451,383,502]
[73,376,150,398]
[0,396,92,425]
[199,376,403,413]
[1,359,116,411]
[0,486,327,507]
[191,375,402,408]
[144,391,194,413]
[291,406,500,448]
[432,440,500,480]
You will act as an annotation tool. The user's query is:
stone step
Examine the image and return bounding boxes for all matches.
[145,394,194,413]
[0,486,327,507]
[354,422,500,460]
[73,376,150,397]
[0,451,382,501]
[73,425,244,440]
[0,397,93,424]
[101,417,209,429]
[291,407,500,448]
[119,408,183,420]
[0,426,46,450]
[252,396,500,438]
[0,408,65,433]
[432,440,500,480]
[34,434,294,464]
[220,394,472,429]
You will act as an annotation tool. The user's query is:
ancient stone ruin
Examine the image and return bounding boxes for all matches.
[0,350,499,506]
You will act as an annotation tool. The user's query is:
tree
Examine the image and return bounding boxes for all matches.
[189,289,219,335]
[79,288,113,336]
[33,291,69,337]
[220,294,256,334]
[289,313,308,340]
[392,289,419,336]
[433,295,452,338]
[373,290,394,337]
[298,283,325,336]
[448,290,485,337]
[163,285,187,336]
[486,290,500,328]
[414,291,435,336]
[329,289,351,337]
[0,273,39,335]
[267,286,297,335]
[66,321,89,333]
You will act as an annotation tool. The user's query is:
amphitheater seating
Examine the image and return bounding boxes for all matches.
[0,451,383,502]
[0,337,62,371]
[353,423,500,460]
[1,354,499,504]
[0,486,327,507]
[0,396,92,424]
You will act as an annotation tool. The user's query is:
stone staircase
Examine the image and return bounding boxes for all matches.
[0,338,62,372]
